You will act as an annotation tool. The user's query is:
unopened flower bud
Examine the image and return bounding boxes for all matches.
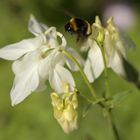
[97,29,105,45]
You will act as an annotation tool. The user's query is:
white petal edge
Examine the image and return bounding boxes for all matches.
[109,51,126,78]
[85,41,104,81]
[84,59,94,82]
[39,50,64,78]
[49,64,75,93]
[35,77,47,92]
[28,14,48,36]
[0,36,43,60]
[12,49,41,74]
[10,64,39,106]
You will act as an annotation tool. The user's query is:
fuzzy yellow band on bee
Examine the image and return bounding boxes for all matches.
[70,18,78,31]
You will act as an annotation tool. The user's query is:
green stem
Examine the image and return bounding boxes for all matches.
[100,44,110,99]
[62,50,97,100]
[100,44,120,139]
[108,110,120,140]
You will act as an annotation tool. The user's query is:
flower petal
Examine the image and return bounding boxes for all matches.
[45,27,59,48]
[12,50,41,74]
[35,78,47,92]
[104,29,126,77]
[11,49,48,105]
[84,59,94,82]
[84,41,104,82]
[38,50,65,91]
[49,64,75,93]
[10,64,39,106]
[28,15,48,36]
[39,50,65,79]
[109,51,126,78]
[0,36,43,60]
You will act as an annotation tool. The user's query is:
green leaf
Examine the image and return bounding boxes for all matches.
[112,90,133,107]
[82,103,93,118]
[82,98,105,117]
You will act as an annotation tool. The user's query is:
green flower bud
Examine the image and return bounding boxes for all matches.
[97,28,105,45]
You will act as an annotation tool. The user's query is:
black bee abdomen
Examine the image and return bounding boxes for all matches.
[74,18,88,36]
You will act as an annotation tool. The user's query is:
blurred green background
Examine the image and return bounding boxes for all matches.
[0,0,140,140]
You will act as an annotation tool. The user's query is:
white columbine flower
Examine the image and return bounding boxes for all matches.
[0,15,82,106]
[83,16,127,82]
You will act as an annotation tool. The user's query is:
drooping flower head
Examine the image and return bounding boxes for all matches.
[51,83,78,133]
[83,16,132,83]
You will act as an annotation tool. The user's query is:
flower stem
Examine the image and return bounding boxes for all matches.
[100,44,110,99]
[62,50,97,100]
[108,110,120,140]
[96,41,120,139]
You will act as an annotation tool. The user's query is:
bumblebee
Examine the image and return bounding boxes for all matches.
[65,18,92,41]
